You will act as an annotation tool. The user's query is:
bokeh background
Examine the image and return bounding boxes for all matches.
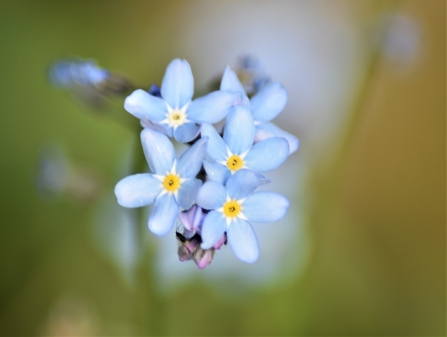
[0,0,445,335]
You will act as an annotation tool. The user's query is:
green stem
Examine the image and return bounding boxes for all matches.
[315,0,402,195]
[129,127,166,336]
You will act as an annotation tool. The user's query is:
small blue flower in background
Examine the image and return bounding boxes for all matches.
[201,105,289,184]
[196,169,289,263]
[234,55,272,95]
[50,60,109,87]
[124,59,237,143]
[115,128,208,236]
[49,59,133,109]
[221,66,299,154]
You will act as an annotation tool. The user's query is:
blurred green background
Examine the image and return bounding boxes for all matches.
[0,0,445,335]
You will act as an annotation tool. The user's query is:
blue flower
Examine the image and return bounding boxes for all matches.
[196,169,289,263]
[124,59,236,143]
[234,55,273,95]
[114,128,208,236]
[50,59,109,87]
[220,66,299,154]
[200,105,289,184]
[49,59,132,109]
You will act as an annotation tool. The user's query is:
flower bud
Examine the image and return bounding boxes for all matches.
[193,248,215,269]
[213,233,227,250]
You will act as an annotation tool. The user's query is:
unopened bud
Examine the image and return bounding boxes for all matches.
[213,233,227,250]
[193,248,215,269]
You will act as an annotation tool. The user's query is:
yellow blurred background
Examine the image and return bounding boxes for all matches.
[0,0,444,335]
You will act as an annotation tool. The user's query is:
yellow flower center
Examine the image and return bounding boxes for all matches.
[163,174,181,192]
[227,155,244,171]
[167,109,187,127]
[223,200,241,218]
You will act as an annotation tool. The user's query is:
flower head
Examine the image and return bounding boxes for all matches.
[115,128,208,236]
[124,59,237,143]
[196,169,289,263]
[220,66,299,154]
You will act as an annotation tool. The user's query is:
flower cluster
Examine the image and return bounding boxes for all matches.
[115,58,298,268]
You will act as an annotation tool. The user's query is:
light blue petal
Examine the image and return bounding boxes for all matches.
[227,218,259,263]
[174,122,200,143]
[223,106,255,154]
[220,66,246,95]
[161,59,194,108]
[115,173,162,208]
[244,137,289,172]
[254,173,271,186]
[232,91,251,109]
[187,91,234,124]
[177,179,202,210]
[162,124,174,138]
[177,136,208,178]
[253,125,274,142]
[203,160,230,185]
[140,128,175,175]
[250,82,287,122]
[242,191,289,222]
[196,181,226,210]
[124,89,167,122]
[200,211,227,249]
[200,123,228,162]
[148,193,180,236]
[226,169,260,200]
[256,123,299,154]
[140,118,172,137]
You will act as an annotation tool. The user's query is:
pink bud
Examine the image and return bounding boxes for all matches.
[176,233,201,262]
[193,248,215,269]
[213,233,227,250]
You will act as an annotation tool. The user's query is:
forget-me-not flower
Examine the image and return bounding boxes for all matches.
[234,55,272,95]
[221,66,299,154]
[201,105,289,184]
[49,59,132,109]
[124,59,236,143]
[196,169,289,263]
[115,128,208,236]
